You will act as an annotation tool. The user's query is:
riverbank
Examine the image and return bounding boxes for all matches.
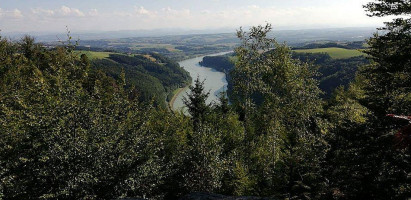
[169,86,189,110]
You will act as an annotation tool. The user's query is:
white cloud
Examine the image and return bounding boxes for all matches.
[113,11,133,17]
[112,6,155,18]
[1,2,391,33]
[12,9,23,18]
[135,6,150,15]
[31,8,55,16]
[59,6,85,17]
[31,6,85,18]
[88,9,98,16]
[113,6,191,19]
[0,8,23,19]
[161,7,190,17]
[86,5,388,31]
[182,5,388,29]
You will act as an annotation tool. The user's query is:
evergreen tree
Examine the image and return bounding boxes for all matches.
[362,0,411,116]
[183,76,211,129]
[324,1,410,199]
[360,0,410,198]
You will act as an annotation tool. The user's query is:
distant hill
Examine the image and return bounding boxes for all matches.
[30,27,376,61]
[4,27,377,43]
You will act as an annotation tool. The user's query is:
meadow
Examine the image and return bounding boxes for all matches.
[294,47,365,59]
[74,51,115,60]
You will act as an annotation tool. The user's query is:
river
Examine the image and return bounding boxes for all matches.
[172,52,232,111]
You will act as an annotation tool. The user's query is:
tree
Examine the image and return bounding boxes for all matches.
[323,1,410,199]
[361,0,410,116]
[231,24,327,199]
[360,0,410,198]
[183,76,211,129]
[214,90,230,115]
[0,36,167,200]
[364,0,411,17]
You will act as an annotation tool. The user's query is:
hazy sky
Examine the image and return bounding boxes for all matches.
[0,0,392,33]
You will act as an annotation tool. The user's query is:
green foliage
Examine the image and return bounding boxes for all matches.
[364,0,411,17]
[181,124,225,192]
[90,52,191,107]
[200,51,369,99]
[1,1,410,197]
[323,84,372,199]
[91,58,166,106]
[321,1,411,199]
[326,85,368,126]
[293,53,369,97]
[0,36,245,199]
[183,77,211,128]
[359,20,411,115]
[199,55,234,72]
[0,36,168,199]
[231,24,327,199]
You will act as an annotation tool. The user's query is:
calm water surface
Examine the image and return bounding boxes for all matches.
[172,52,231,111]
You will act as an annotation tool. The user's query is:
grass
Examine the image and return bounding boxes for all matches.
[75,51,114,60]
[294,47,365,59]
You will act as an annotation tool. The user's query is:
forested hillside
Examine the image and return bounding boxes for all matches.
[0,0,409,199]
[200,55,235,73]
[292,53,369,96]
[91,52,191,107]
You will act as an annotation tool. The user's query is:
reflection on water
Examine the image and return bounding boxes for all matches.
[172,52,231,111]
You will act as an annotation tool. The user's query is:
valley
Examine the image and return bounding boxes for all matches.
[1,0,409,198]
[71,31,372,108]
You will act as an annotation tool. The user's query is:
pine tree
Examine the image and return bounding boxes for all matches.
[360,0,410,198]
[361,0,411,116]
[324,1,411,199]
[183,76,211,129]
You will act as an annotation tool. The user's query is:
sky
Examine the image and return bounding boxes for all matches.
[0,0,393,33]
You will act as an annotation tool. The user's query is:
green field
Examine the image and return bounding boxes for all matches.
[75,51,114,60]
[294,47,365,59]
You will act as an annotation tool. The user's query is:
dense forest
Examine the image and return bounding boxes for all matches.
[291,41,365,50]
[91,53,191,107]
[199,55,235,73]
[0,0,410,199]
[291,53,369,97]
